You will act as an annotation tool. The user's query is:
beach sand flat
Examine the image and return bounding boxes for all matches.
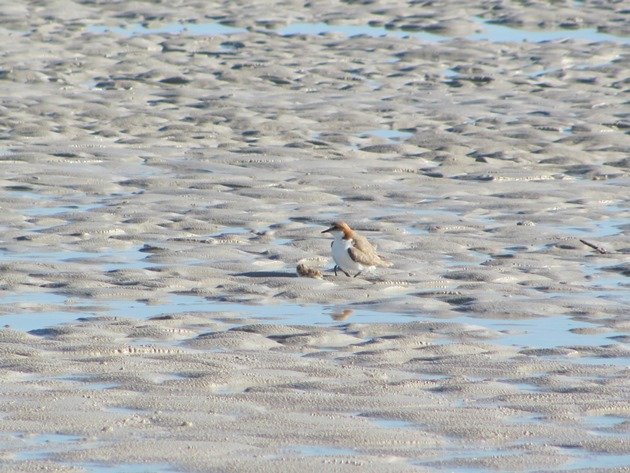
[0,1,628,472]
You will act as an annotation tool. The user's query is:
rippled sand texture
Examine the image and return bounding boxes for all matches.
[0,1,628,472]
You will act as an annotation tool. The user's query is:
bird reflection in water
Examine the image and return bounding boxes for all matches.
[329,308,354,321]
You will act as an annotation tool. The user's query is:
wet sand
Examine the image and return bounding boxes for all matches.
[0,1,628,472]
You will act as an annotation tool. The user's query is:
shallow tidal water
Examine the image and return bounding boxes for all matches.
[1,3,629,472]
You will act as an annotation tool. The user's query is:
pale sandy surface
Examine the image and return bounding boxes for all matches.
[0,1,629,472]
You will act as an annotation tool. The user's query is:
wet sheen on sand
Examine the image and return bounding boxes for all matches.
[1,2,629,472]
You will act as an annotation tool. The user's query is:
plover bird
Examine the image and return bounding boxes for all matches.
[322,221,391,277]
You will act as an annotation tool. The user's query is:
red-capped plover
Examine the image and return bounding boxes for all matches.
[322,221,392,277]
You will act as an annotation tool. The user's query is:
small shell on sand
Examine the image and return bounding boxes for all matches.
[296,263,323,279]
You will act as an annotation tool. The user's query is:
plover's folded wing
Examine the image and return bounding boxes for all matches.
[347,246,373,265]
[347,236,378,264]
[349,235,392,267]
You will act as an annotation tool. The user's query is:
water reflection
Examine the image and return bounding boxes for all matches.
[329,308,354,321]
[86,18,630,44]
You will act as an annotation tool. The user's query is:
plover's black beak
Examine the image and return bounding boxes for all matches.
[322,226,333,234]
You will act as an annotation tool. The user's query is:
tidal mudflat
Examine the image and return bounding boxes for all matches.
[0,1,628,472]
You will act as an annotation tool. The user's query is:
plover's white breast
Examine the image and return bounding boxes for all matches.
[332,237,365,273]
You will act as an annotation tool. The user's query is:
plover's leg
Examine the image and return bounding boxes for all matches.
[341,268,351,277]
[334,265,338,276]
[353,271,363,278]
